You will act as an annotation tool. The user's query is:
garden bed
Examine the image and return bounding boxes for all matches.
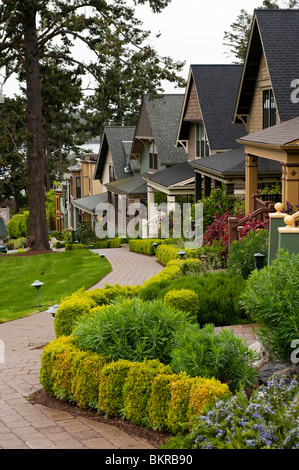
[28,388,171,448]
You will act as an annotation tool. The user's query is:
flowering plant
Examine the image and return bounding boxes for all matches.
[163,376,299,449]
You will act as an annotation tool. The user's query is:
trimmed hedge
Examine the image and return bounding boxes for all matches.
[54,284,141,338]
[40,338,231,433]
[128,238,173,255]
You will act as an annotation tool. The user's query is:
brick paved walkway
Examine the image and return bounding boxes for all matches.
[0,246,257,449]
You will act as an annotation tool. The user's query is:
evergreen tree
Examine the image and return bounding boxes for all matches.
[0,0,184,250]
[223,0,298,63]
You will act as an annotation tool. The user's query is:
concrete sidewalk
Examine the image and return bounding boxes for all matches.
[0,246,257,449]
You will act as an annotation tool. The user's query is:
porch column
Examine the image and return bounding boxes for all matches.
[204,176,211,198]
[147,186,155,221]
[225,183,235,195]
[245,153,258,214]
[195,172,202,201]
[282,163,299,206]
[167,195,176,212]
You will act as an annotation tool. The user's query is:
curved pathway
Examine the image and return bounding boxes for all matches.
[0,246,163,449]
[0,246,257,449]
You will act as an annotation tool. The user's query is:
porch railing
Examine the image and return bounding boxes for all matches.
[228,195,275,246]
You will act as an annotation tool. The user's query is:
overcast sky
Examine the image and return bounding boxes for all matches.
[1,0,289,97]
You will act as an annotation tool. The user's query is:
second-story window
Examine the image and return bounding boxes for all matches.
[149,143,158,170]
[263,89,276,129]
[109,165,116,182]
[76,177,81,198]
[196,123,209,158]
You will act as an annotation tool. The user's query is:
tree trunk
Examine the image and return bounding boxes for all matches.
[23,4,50,251]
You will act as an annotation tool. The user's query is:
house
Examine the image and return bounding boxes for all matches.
[56,151,103,232]
[233,8,299,212]
[175,64,251,201]
[99,95,188,234]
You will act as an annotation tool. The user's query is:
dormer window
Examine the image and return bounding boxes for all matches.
[109,165,116,182]
[196,123,209,158]
[149,143,158,170]
[263,89,276,129]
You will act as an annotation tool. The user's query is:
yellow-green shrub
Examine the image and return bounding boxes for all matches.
[88,289,109,306]
[102,283,141,301]
[156,245,201,266]
[39,335,77,394]
[129,238,173,255]
[148,373,181,430]
[166,375,231,434]
[167,375,194,434]
[54,293,97,337]
[52,347,88,401]
[142,263,182,288]
[187,376,231,425]
[163,289,199,321]
[122,359,172,425]
[98,359,133,417]
[71,352,107,408]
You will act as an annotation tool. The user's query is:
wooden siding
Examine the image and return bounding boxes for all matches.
[183,81,203,122]
[247,53,280,134]
[135,100,153,138]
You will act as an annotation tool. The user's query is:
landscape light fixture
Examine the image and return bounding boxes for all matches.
[99,253,105,268]
[178,250,186,259]
[47,304,59,318]
[31,280,44,307]
[254,253,265,270]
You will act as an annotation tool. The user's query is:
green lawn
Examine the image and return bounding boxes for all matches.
[0,250,112,322]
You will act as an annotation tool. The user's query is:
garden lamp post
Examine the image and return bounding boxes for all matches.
[254,253,265,270]
[47,304,59,318]
[178,250,186,259]
[31,280,44,307]
[152,242,158,254]
[99,253,105,268]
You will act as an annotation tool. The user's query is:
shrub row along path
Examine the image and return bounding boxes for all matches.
[0,245,257,449]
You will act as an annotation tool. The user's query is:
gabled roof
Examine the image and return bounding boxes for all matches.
[71,192,108,214]
[191,146,281,178]
[234,9,299,125]
[144,162,194,189]
[94,126,135,182]
[105,173,148,196]
[133,94,187,165]
[177,65,246,150]
[238,116,299,147]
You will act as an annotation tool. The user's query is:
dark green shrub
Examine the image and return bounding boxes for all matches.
[227,229,268,279]
[139,271,246,326]
[73,298,189,364]
[170,323,258,393]
[240,249,299,360]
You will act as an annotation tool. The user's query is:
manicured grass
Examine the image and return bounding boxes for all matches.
[0,250,112,322]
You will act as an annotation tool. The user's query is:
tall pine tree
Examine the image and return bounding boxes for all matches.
[0,0,184,250]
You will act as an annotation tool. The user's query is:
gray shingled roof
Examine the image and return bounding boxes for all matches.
[145,162,194,189]
[72,192,108,214]
[191,147,281,176]
[142,94,187,165]
[105,173,148,196]
[188,65,246,150]
[235,9,299,123]
[95,126,135,181]
[239,116,299,146]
